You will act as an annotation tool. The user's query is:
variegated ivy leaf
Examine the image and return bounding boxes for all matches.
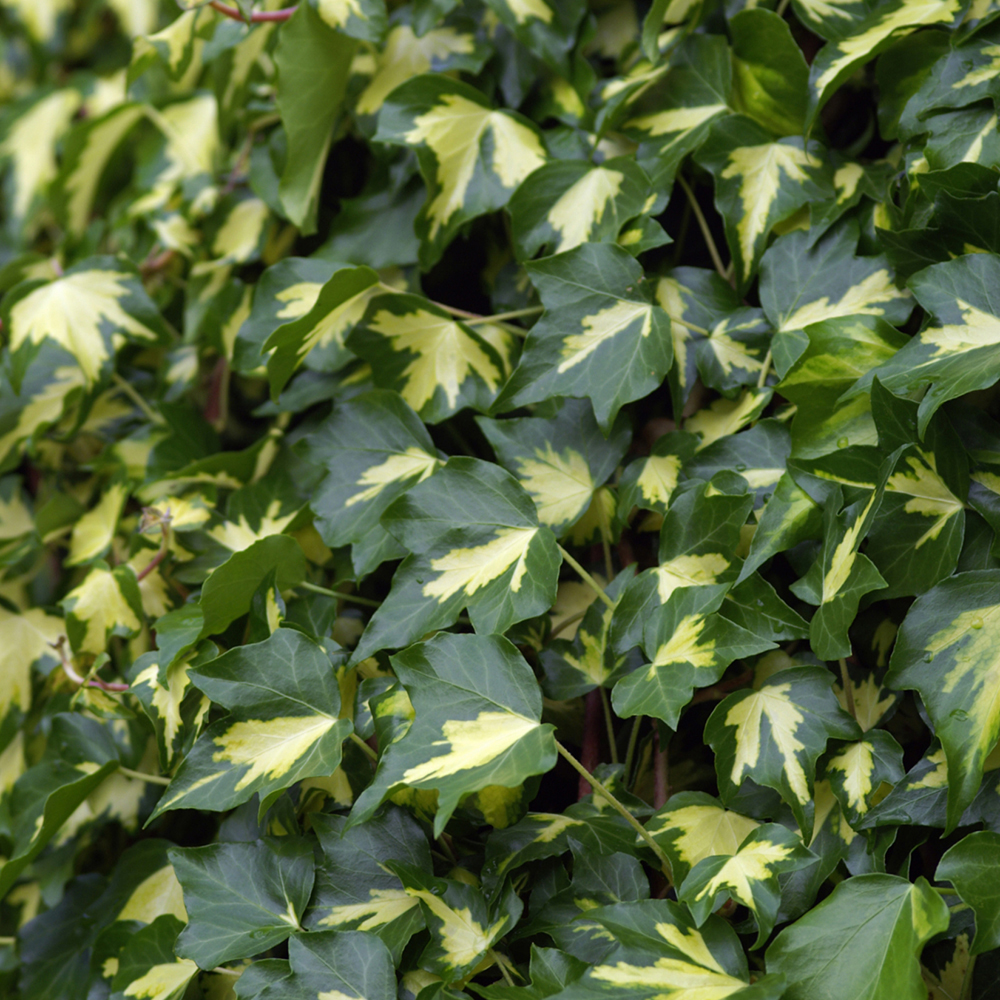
[807,0,966,126]
[612,587,776,729]
[376,75,547,267]
[610,474,752,660]
[705,666,861,834]
[169,837,315,968]
[685,388,773,452]
[0,602,62,730]
[388,861,522,982]
[3,258,169,391]
[545,899,786,1000]
[66,481,128,566]
[822,729,905,830]
[766,875,950,1000]
[695,116,831,292]
[847,255,1000,436]
[493,243,673,432]
[237,930,397,1000]
[617,431,696,517]
[886,570,1000,831]
[62,563,144,657]
[150,628,351,821]
[108,915,197,1000]
[622,35,732,189]
[858,745,952,831]
[759,226,911,378]
[128,646,212,773]
[483,0,585,71]
[678,823,816,949]
[541,568,641,700]
[509,158,651,260]
[647,791,761,887]
[923,104,1000,171]
[306,390,444,578]
[350,633,557,837]
[477,398,630,539]
[351,459,560,661]
[129,8,207,84]
[310,0,388,43]
[265,264,379,396]
[303,807,430,961]
[655,267,770,412]
[347,294,507,424]
[790,0,869,42]
[790,484,888,661]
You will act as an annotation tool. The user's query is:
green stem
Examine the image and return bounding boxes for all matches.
[211,966,242,977]
[756,349,772,389]
[599,686,619,765]
[0,937,16,946]
[623,716,642,785]
[775,0,791,16]
[960,952,977,1000]
[465,306,543,326]
[299,581,382,609]
[558,544,615,610]
[119,766,171,786]
[490,950,516,987]
[676,174,728,281]
[555,740,672,880]
[111,373,163,425]
[349,731,378,762]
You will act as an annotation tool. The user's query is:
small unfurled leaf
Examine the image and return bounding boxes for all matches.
[62,563,144,656]
[766,875,950,1000]
[352,458,560,661]
[170,837,315,968]
[151,629,350,820]
[350,633,557,836]
[822,729,905,829]
[705,666,860,834]
[493,242,673,432]
[678,823,816,948]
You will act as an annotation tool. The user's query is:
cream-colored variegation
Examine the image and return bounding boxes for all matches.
[651,803,760,872]
[692,838,797,906]
[0,605,62,719]
[813,0,963,98]
[318,888,419,930]
[0,487,33,539]
[131,657,205,762]
[562,603,616,686]
[1,0,72,40]
[636,453,683,508]
[213,714,338,790]
[721,143,821,270]
[275,282,323,320]
[503,0,553,23]
[821,490,878,603]
[953,43,1000,89]
[67,483,128,566]
[797,0,861,20]
[516,446,594,529]
[357,27,476,115]
[590,958,747,996]
[626,103,729,138]
[649,614,716,670]
[367,307,502,412]
[726,683,810,803]
[345,448,440,508]
[210,499,297,552]
[316,0,364,28]
[919,298,1000,356]
[810,779,856,846]
[117,864,187,923]
[423,526,538,602]
[9,270,160,385]
[0,366,87,465]
[121,959,198,1000]
[886,452,963,548]
[402,711,540,784]
[778,269,905,331]
[706,318,764,375]
[687,391,768,451]
[833,161,865,203]
[557,300,653,373]
[407,889,510,968]
[65,567,142,655]
[741,468,784,490]
[547,167,624,254]
[0,89,81,223]
[405,94,545,239]
[825,739,875,814]
[655,553,730,603]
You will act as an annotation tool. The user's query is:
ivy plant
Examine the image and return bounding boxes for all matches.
[6,0,1000,997]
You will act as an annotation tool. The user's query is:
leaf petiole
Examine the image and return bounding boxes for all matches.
[557,544,615,609]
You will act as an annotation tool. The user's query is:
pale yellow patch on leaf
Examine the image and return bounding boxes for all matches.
[655,553,730,603]
[402,711,540,784]
[275,281,322,320]
[837,675,895,732]
[1,0,72,40]
[557,300,653,374]
[65,567,142,655]
[117,864,188,923]
[726,683,810,804]
[652,804,760,870]
[706,318,763,375]
[591,958,747,996]
[318,888,419,930]
[131,660,199,757]
[626,103,729,137]
[547,167,624,254]
[694,838,796,907]
[210,499,297,552]
[810,779,856,845]
[821,490,878,603]
[921,298,1000,356]
[913,749,949,789]
[886,452,963,548]
[0,731,25,795]
[368,307,502,411]
[9,271,160,385]
[0,365,85,465]
[357,27,476,116]
[826,739,874,815]
[424,526,538,601]
[954,44,1000,89]
[503,0,553,23]
[779,269,904,332]
[67,483,128,566]
[721,143,821,269]
[687,391,768,451]
[211,197,269,264]
[407,890,509,968]
[516,446,594,528]
[345,448,440,508]
[563,604,615,686]
[636,453,683,508]
[122,960,198,999]
[833,162,865,203]
[0,487,33,539]
[741,468,784,490]
[317,0,363,27]
[213,714,338,790]
[814,0,963,97]
[649,614,716,671]
[405,94,545,238]
[0,606,62,718]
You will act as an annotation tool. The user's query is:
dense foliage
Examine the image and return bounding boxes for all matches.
[7,0,1000,996]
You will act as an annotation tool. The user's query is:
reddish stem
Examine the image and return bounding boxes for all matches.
[54,637,130,692]
[209,1,297,21]
[578,688,602,800]
[135,545,166,582]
